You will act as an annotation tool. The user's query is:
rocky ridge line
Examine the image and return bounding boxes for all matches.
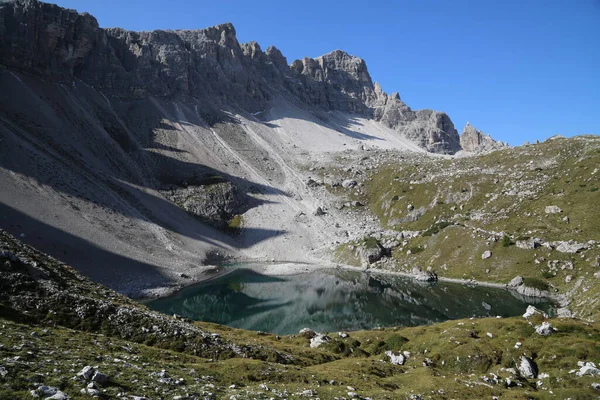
[0,0,504,154]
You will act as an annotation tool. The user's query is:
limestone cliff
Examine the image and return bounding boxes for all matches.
[0,0,498,154]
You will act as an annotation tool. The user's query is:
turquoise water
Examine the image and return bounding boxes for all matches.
[147,267,555,335]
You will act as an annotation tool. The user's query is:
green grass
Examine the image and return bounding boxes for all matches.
[329,136,600,320]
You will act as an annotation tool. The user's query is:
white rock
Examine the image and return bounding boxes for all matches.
[508,276,523,287]
[481,250,492,259]
[310,334,331,348]
[518,356,538,379]
[523,305,547,318]
[385,351,405,365]
[535,322,556,336]
[545,205,562,214]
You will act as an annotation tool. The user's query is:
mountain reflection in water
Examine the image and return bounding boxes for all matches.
[148,268,555,335]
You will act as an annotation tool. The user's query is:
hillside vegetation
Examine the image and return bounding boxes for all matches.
[2,229,600,399]
[329,136,600,320]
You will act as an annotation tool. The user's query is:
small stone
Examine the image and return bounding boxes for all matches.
[545,205,562,214]
[481,250,492,259]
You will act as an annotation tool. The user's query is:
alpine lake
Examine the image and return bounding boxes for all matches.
[147,266,555,335]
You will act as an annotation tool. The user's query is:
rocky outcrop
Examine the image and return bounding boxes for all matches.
[0,0,495,154]
[161,181,241,228]
[459,123,508,153]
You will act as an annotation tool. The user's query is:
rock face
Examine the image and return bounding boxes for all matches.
[459,123,507,153]
[0,0,497,154]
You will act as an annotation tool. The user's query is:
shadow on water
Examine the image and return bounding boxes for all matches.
[148,267,557,335]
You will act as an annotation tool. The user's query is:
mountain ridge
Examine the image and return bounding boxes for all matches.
[0,0,505,154]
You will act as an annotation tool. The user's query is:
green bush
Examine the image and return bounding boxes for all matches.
[523,277,550,291]
[502,235,512,247]
[422,221,452,237]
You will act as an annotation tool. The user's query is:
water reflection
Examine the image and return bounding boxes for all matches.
[148,268,555,335]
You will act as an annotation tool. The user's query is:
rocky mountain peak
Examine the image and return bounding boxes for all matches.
[460,123,508,153]
[0,0,504,154]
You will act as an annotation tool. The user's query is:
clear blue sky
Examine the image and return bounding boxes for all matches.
[54,0,599,145]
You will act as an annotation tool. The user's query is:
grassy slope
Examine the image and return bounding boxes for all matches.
[1,228,600,399]
[332,136,600,320]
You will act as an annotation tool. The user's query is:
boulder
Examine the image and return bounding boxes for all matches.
[523,305,548,318]
[77,366,95,381]
[508,276,523,287]
[342,179,358,188]
[534,322,556,336]
[481,250,492,259]
[411,267,438,282]
[518,356,538,379]
[310,334,331,348]
[385,351,405,365]
[299,328,317,339]
[577,362,600,377]
[516,239,539,249]
[545,206,562,214]
[91,371,108,385]
[314,207,326,216]
[555,241,587,253]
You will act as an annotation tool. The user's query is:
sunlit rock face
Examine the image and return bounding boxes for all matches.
[0,0,492,154]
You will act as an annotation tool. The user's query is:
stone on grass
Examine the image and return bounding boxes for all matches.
[545,205,562,214]
[310,334,331,348]
[523,305,547,318]
[299,328,316,339]
[508,276,523,287]
[535,322,556,336]
[518,356,538,379]
[385,351,405,365]
[77,366,95,381]
[481,250,492,259]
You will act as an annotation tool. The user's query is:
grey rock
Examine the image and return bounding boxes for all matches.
[310,334,331,348]
[314,206,326,216]
[298,328,316,339]
[0,366,6,377]
[523,305,548,318]
[577,362,600,377]
[534,322,556,336]
[592,382,600,390]
[357,239,385,265]
[459,123,507,153]
[342,179,358,188]
[545,205,562,214]
[161,182,240,229]
[411,267,438,282]
[481,250,492,259]
[0,1,497,154]
[555,241,587,253]
[557,307,573,318]
[518,356,538,379]
[385,350,405,365]
[508,276,523,287]
[77,366,95,381]
[91,370,108,385]
[516,239,539,249]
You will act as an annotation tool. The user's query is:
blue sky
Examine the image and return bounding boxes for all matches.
[55,0,599,145]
